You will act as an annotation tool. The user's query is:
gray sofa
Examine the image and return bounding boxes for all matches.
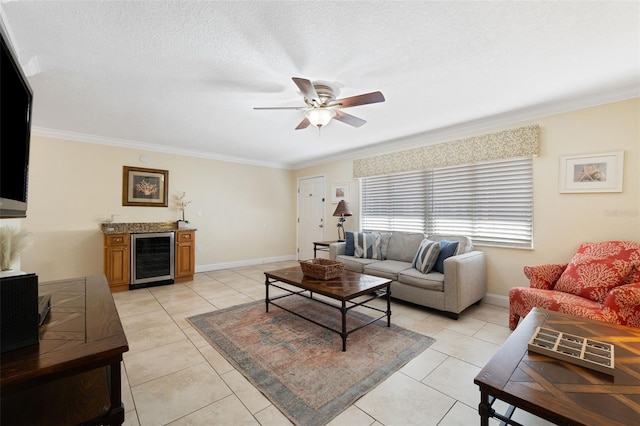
[329,232,487,319]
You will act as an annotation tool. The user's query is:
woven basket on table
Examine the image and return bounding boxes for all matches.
[299,258,345,280]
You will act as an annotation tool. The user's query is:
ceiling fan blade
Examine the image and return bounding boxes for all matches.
[332,91,385,108]
[292,77,320,105]
[295,117,311,130]
[253,106,304,110]
[333,110,366,127]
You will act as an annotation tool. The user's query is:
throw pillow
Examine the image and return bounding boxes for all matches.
[433,240,459,273]
[354,232,383,259]
[554,241,637,303]
[345,232,355,256]
[412,239,441,274]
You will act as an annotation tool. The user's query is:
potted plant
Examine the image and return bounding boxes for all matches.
[176,191,192,228]
[0,226,31,271]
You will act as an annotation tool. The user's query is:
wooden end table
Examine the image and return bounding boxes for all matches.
[474,308,640,426]
[264,267,391,351]
[312,240,341,258]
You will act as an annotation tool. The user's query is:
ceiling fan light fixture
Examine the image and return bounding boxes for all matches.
[305,107,336,127]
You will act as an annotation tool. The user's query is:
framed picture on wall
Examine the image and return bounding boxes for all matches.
[122,166,169,206]
[559,151,624,193]
[331,182,349,203]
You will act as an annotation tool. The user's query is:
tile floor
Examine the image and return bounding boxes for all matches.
[113,261,555,426]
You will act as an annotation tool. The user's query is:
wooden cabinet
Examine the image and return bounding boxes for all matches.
[175,230,195,282]
[103,233,130,292]
[103,229,196,291]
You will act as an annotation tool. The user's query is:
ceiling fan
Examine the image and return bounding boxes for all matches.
[254,77,385,130]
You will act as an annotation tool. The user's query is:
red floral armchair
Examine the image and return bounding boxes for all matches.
[509,240,640,330]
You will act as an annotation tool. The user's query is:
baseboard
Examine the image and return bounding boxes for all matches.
[483,293,509,308]
[195,255,296,273]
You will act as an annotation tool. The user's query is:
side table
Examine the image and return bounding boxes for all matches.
[313,240,341,258]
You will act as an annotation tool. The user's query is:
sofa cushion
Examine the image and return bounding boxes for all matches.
[354,232,383,259]
[398,268,444,292]
[386,232,426,262]
[554,241,637,303]
[433,240,459,274]
[509,286,606,329]
[412,239,440,273]
[364,260,413,281]
[336,255,378,273]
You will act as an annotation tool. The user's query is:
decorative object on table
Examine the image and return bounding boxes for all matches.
[102,214,117,232]
[175,191,192,228]
[122,166,168,207]
[332,200,352,240]
[559,150,624,193]
[253,77,385,131]
[187,298,433,426]
[0,226,31,271]
[331,182,349,203]
[528,326,614,375]
[300,258,345,280]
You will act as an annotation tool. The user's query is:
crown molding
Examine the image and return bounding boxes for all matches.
[294,85,639,170]
[30,127,294,170]
[32,85,638,171]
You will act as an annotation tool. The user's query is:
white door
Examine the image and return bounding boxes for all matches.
[298,176,325,260]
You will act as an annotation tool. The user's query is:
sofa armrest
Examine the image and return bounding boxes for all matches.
[603,282,640,327]
[329,241,346,260]
[523,263,568,290]
[443,251,487,314]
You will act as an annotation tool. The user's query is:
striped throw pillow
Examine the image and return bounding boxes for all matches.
[412,239,441,273]
[354,232,383,259]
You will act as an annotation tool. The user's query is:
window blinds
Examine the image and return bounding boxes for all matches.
[361,171,428,233]
[361,157,533,248]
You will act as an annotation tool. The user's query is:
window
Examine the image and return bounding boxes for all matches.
[361,157,533,248]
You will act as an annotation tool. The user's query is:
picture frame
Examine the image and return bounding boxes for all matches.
[559,151,624,193]
[331,182,349,203]
[122,166,169,207]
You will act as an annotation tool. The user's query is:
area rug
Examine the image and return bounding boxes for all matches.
[187,297,434,426]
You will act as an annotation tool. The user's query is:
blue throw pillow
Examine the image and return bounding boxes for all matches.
[345,232,355,256]
[412,239,441,274]
[433,240,460,273]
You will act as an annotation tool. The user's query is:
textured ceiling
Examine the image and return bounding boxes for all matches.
[1,1,638,169]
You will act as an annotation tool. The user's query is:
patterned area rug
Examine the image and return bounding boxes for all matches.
[188,297,434,426]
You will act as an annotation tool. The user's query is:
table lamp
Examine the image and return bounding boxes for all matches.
[332,200,353,241]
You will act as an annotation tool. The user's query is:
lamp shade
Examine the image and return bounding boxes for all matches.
[305,107,336,127]
[332,200,353,217]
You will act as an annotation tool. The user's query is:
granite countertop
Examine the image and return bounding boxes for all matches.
[101,222,196,234]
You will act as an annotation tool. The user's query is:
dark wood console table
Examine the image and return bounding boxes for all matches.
[1,275,129,425]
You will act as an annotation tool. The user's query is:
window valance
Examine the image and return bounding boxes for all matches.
[353,124,539,178]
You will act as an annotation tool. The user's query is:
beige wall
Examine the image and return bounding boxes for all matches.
[295,98,640,300]
[2,137,297,281]
[2,98,637,299]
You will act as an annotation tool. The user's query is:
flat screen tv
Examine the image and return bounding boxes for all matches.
[0,22,33,218]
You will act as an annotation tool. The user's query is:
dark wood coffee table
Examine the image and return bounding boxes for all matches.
[474,308,640,426]
[264,267,391,351]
